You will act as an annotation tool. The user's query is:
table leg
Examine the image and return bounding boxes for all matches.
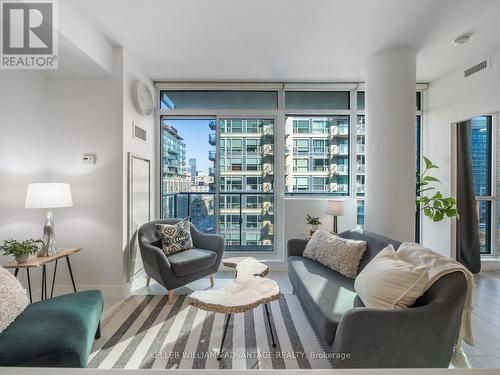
[26,269,32,303]
[50,259,58,298]
[66,256,77,292]
[264,303,277,348]
[217,313,232,360]
[14,268,19,277]
[41,265,45,301]
[44,265,48,299]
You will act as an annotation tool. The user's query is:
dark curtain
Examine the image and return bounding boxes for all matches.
[456,120,481,273]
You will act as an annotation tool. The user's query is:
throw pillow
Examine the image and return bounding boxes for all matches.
[354,244,429,309]
[303,230,367,279]
[155,218,193,255]
[0,266,29,333]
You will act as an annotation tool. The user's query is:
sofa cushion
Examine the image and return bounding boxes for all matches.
[0,266,29,333]
[167,248,217,277]
[288,256,357,345]
[355,245,429,309]
[303,230,367,278]
[155,218,193,255]
[339,229,401,275]
[0,290,103,367]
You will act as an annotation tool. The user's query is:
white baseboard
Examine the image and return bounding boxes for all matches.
[481,258,500,271]
[31,283,130,302]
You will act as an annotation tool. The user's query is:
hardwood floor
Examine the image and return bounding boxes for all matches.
[464,271,500,368]
[104,270,500,369]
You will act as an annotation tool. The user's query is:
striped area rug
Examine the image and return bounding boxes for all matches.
[88,294,332,369]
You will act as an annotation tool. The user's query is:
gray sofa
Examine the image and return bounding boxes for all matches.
[138,219,224,303]
[288,229,467,368]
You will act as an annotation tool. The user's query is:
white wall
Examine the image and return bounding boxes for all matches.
[0,47,157,298]
[284,198,357,244]
[121,48,157,283]
[422,44,500,257]
[0,72,49,292]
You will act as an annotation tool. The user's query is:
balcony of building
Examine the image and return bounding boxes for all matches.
[330,124,349,137]
[334,164,349,175]
[356,185,365,194]
[208,133,217,145]
[357,123,366,135]
[357,164,366,174]
[357,144,366,154]
[208,120,216,130]
[331,144,349,156]
[334,183,349,193]
[208,150,216,161]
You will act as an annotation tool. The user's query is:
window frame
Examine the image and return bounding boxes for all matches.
[157,83,426,258]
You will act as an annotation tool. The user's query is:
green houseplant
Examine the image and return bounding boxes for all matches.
[0,239,42,263]
[416,156,458,222]
[306,213,322,233]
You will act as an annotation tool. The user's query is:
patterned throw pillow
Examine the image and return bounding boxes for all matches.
[303,230,367,279]
[155,218,193,255]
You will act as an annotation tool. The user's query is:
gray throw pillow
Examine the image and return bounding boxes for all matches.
[155,218,193,255]
[303,230,367,279]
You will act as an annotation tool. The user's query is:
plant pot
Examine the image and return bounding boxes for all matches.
[15,254,30,263]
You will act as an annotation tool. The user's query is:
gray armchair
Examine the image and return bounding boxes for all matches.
[138,219,224,304]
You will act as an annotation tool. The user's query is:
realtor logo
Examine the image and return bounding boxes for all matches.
[1,0,58,69]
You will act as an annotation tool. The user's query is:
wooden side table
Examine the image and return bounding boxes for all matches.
[3,248,82,303]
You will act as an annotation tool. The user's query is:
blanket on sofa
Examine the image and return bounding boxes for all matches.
[397,243,475,368]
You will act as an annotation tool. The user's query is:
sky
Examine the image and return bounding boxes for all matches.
[165,119,213,171]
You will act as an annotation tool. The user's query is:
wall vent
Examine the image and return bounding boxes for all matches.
[133,123,147,142]
[464,60,487,78]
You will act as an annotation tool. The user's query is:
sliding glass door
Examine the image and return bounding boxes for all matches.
[161,116,275,252]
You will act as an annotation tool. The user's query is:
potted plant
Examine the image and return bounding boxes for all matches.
[416,156,459,222]
[0,239,42,263]
[306,214,322,234]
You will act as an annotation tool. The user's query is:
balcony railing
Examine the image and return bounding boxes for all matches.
[208,133,216,145]
[162,191,274,252]
[357,145,366,154]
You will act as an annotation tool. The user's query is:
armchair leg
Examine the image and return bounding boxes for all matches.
[146,275,151,287]
[167,290,174,305]
[210,273,215,288]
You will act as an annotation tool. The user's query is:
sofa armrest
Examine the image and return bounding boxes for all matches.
[287,239,308,257]
[331,304,458,368]
[191,229,225,260]
[140,240,172,278]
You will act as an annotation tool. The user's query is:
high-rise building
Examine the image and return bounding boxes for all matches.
[211,119,274,248]
[162,123,188,193]
[284,116,351,194]
[188,158,197,182]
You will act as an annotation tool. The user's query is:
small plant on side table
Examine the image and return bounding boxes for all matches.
[306,214,322,234]
[0,239,42,263]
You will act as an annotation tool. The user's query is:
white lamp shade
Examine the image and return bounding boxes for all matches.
[25,183,73,209]
[326,200,345,216]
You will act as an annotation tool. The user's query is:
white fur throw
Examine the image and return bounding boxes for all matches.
[303,230,367,278]
[0,266,29,333]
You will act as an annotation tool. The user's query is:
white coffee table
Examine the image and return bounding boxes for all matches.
[188,257,279,359]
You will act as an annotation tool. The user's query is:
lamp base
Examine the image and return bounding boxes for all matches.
[38,210,58,257]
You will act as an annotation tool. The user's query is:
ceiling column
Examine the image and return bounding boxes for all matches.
[364,46,417,242]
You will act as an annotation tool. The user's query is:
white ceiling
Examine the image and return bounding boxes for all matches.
[73,0,500,82]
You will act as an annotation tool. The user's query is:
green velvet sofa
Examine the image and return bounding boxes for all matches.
[0,290,103,367]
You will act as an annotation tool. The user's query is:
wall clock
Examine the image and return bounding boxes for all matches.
[132,80,154,117]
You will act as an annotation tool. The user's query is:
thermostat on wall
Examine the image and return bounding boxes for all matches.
[82,153,96,164]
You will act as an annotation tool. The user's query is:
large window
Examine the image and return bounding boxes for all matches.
[462,116,493,254]
[286,115,350,195]
[159,86,426,252]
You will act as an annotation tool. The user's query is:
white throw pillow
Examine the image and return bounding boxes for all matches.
[354,245,429,309]
[303,230,367,279]
[0,266,29,333]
